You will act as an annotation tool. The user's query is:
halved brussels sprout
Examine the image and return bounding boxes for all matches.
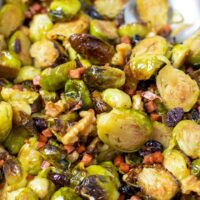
[0,3,24,37]
[191,159,200,178]
[152,121,172,148]
[118,23,148,38]
[129,36,168,80]
[51,187,82,200]
[29,14,53,42]
[102,88,132,109]
[90,19,118,42]
[28,176,55,199]
[0,51,21,79]
[49,0,81,22]
[0,101,13,143]
[136,0,168,32]
[184,30,200,65]
[39,61,76,91]
[8,31,32,65]
[18,137,43,175]
[14,66,41,84]
[171,44,189,68]
[163,150,190,180]
[94,0,127,19]
[97,108,152,152]
[156,65,199,112]
[69,34,115,65]
[172,120,200,159]
[83,65,125,90]
[47,14,89,40]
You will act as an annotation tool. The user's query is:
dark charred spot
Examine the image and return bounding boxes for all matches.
[48,171,69,187]
[86,6,103,20]
[33,117,47,132]
[14,38,21,54]
[131,35,143,47]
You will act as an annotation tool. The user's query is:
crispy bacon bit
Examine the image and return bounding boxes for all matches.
[68,67,85,79]
[38,134,48,143]
[26,175,34,181]
[118,195,125,200]
[142,91,162,101]
[145,101,157,113]
[33,75,41,86]
[130,196,142,200]
[64,145,75,154]
[150,112,162,121]
[143,151,164,165]
[37,141,46,149]
[81,153,93,166]
[42,128,52,138]
[41,160,51,170]
[114,155,124,167]
[77,145,86,154]
[119,163,130,173]
[120,36,131,44]
[0,160,4,168]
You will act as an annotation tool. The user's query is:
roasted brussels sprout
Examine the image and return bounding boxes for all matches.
[136,0,168,32]
[51,187,82,200]
[156,65,199,112]
[64,79,92,109]
[29,14,53,42]
[184,30,200,65]
[118,23,148,38]
[191,159,200,178]
[0,101,13,143]
[172,120,200,159]
[8,30,32,65]
[83,65,125,90]
[102,88,132,109]
[49,0,81,22]
[0,51,21,79]
[129,36,168,80]
[47,14,89,40]
[94,0,127,19]
[69,34,115,65]
[0,3,24,37]
[97,108,152,152]
[163,150,190,180]
[18,137,43,175]
[39,61,76,91]
[90,19,118,42]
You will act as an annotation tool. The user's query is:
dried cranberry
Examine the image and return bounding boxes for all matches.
[139,140,163,157]
[165,107,184,127]
[48,171,69,187]
[33,118,47,132]
[86,6,103,19]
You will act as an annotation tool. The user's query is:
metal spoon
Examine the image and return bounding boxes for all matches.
[124,0,200,43]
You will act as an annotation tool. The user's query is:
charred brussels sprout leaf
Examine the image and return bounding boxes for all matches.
[83,65,125,90]
[191,159,200,178]
[65,79,92,109]
[8,31,32,65]
[49,0,81,22]
[69,34,115,65]
[97,108,152,152]
[156,65,199,112]
[172,120,200,159]
[51,187,82,200]
[0,51,21,79]
[39,61,76,91]
[15,188,38,200]
[0,3,24,37]
[0,101,12,143]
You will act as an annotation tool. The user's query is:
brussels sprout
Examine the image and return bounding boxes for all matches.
[0,34,7,50]
[0,101,13,143]
[51,187,82,200]
[97,108,152,152]
[64,79,92,109]
[152,121,172,148]
[163,150,190,180]
[171,44,189,68]
[191,159,200,178]
[129,36,168,80]
[47,14,89,40]
[102,88,132,109]
[29,14,53,42]
[0,51,21,79]
[14,66,41,84]
[0,3,24,37]
[184,30,200,65]
[136,0,168,32]
[28,176,55,199]
[83,65,125,90]
[49,0,81,22]
[172,120,200,159]
[39,61,76,91]
[90,20,118,42]
[156,65,199,112]
[94,0,127,19]
[118,23,148,38]
[79,175,119,200]
[4,127,30,154]
[30,39,67,68]
[18,137,43,175]
[8,31,32,65]
[69,34,115,65]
